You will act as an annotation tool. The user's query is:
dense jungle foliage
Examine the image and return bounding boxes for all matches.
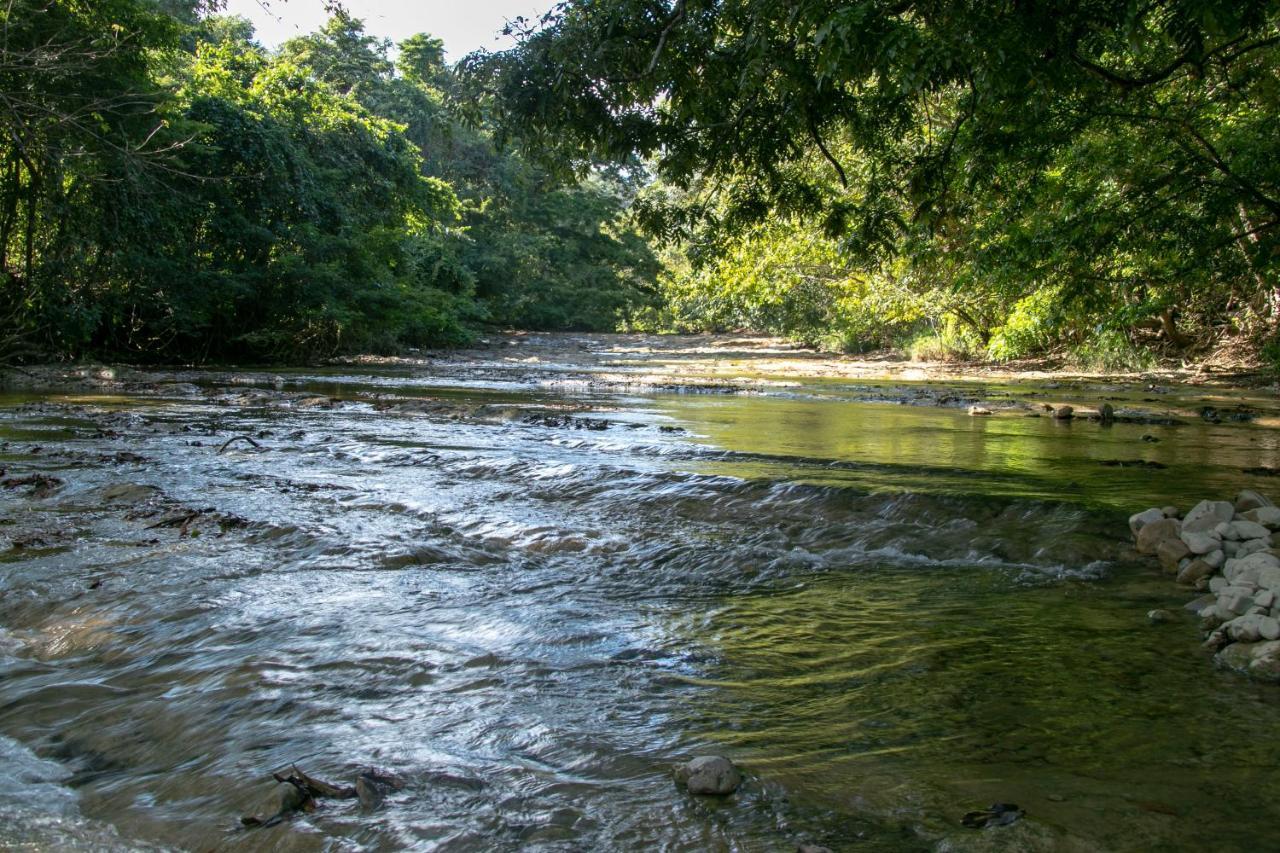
[0,0,660,362]
[478,0,1280,368]
[4,1,1279,368]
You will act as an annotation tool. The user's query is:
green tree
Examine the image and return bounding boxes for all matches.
[478,0,1280,361]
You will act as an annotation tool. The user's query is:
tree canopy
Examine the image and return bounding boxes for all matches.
[477,0,1280,365]
[1,1,661,363]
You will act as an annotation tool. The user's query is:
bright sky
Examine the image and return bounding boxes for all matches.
[221,0,549,58]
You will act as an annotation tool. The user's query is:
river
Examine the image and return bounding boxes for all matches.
[2,335,1279,851]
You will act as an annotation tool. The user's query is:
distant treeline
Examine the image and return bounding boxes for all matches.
[1,1,659,363]
[5,1,1280,370]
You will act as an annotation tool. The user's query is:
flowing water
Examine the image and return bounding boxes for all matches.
[2,344,1280,851]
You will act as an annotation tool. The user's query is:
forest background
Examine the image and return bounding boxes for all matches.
[3,1,1278,371]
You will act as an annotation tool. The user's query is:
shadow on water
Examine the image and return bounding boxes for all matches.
[0,371,1278,850]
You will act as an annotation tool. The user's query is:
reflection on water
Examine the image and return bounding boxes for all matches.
[660,395,1280,509]
[0,372,1278,851]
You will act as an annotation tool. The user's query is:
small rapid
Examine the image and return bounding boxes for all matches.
[2,353,1280,851]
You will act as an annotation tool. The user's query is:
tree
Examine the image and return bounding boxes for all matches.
[476,1,1280,359]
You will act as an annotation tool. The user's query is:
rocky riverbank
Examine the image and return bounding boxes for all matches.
[1131,490,1280,680]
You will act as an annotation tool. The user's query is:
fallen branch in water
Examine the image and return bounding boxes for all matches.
[217,435,261,454]
[241,764,406,828]
[273,765,356,800]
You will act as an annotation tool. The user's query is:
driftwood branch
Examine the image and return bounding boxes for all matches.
[217,435,261,454]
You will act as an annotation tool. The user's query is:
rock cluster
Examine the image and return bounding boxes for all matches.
[1130,490,1280,681]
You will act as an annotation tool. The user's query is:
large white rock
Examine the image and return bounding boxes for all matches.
[1183,500,1236,534]
[1243,506,1280,529]
[1210,576,1229,594]
[1231,520,1271,541]
[1225,614,1280,643]
[1219,588,1257,616]
[1203,549,1225,569]
[1238,538,1271,558]
[1223,550,1280,584]
[1260,566,1280,593]
[1225,552,1280,585]
[1181,531,1221,555]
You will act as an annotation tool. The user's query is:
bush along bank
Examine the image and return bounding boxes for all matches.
[1131,491,1280,681]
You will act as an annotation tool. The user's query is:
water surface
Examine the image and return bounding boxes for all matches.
[1,365,1279,851]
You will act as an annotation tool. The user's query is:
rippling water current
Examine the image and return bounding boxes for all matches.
[2,360,1280,851]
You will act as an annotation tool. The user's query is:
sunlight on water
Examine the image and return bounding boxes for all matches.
[1,369,1279,851]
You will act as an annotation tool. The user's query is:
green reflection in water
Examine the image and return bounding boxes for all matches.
[650,391,1280,850]
[667,563,1280,851]
[659,395,1280,510]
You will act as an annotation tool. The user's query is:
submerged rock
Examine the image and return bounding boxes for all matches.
[355,768,405,811]
[962,803,1025,829]
[1147,609,1174,624]
[1216,640,1280,682]
[241,782,309,827]
[1183,594,1217,615]
[675,755,742,795]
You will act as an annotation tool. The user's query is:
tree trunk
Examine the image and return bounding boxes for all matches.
[1159,308,1191,348]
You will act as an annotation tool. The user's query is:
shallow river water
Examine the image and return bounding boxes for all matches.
[2,342,1280,851]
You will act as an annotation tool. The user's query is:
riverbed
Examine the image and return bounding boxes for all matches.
[2,334,1279,851]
